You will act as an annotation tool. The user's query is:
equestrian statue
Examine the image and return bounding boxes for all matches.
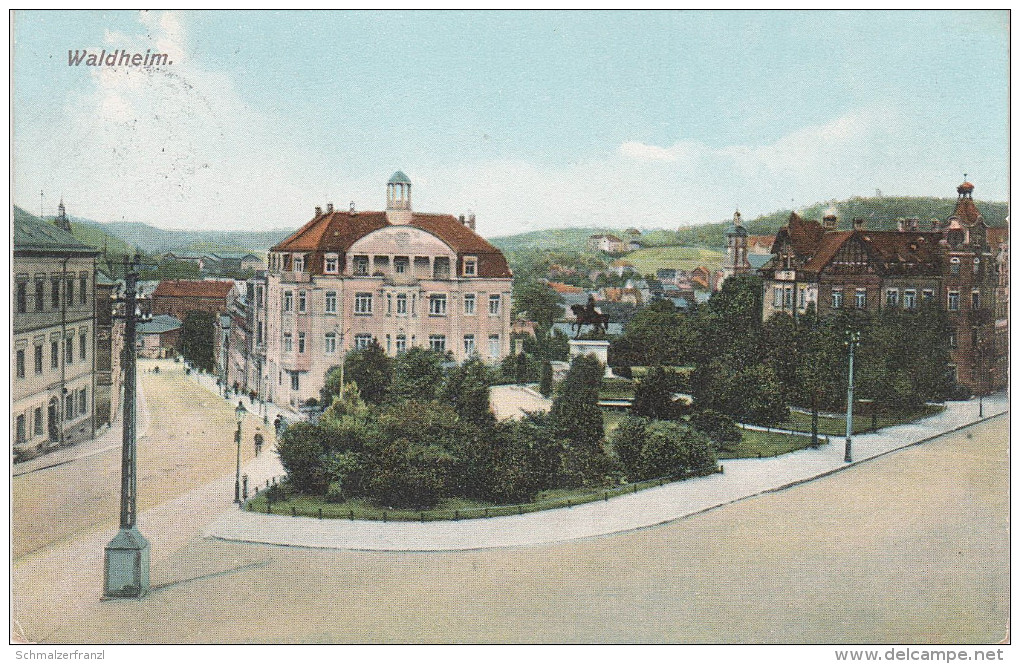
[570,295,610,338]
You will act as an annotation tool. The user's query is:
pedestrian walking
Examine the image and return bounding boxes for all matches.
[273,414,282,436]
[254,429,264,456]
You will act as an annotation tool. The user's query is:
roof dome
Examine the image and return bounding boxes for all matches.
[388,170,412,185]
[957,180,974,195]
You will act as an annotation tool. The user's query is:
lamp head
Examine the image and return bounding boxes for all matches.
[235,401,247,423]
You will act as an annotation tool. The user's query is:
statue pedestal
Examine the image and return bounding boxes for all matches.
[568,340,615,378]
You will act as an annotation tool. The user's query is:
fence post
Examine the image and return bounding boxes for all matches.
[518,505,523,515]
[567,499,572,508]
[383,511,387,523]
[484,508,489,518]
[604,492,608,501]
[634,483,638,493]
[291,506,296,517]
[318,508,322,520]
[420,511,425,523]
[267,502,272,514]
[349,509,354,521]
[454,510,459,520]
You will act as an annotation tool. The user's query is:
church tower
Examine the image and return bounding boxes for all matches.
[54,198,72,233]
[721,209,750,285]
[385,171,413,225]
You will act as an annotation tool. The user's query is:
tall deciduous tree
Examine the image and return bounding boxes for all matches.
[180,311,216,371]
[390,347,446,402]
[512,279,565,328]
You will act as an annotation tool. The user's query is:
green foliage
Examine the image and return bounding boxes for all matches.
[631,366,684,420]
[276,422,329,495]
[689,410,741,452]
[390,347,447,402]
[639,421,717,480]
[609,416,649,480]
[440,358,496,427]
[551,354,605,451]
[340,340,393,405]
[610,299,691,368]
[512,279,565,327]
[179,311,216,371]
[138,259,201,281]
[539,360,553,397]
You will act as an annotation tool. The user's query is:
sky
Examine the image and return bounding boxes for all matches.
[12,10,1010,237]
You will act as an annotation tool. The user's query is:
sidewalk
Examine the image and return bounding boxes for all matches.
[204,392,1007,552]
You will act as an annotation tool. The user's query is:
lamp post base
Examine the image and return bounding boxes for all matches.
[844,438,852,463]
[103,527,150,599]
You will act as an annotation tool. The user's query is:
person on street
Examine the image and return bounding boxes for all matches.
[254,429,264,456]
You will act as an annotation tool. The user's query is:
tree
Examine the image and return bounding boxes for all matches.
[514,351,529,385]
[637,421,717,480]
[337,340,393,405]
[539,360,553,397]
[512,279,565,328]
[440,358,496,427]
[610,299,689,368]
[631,366,682,420]
[390,347,446,402]
[609,415,648,480]
[689,409,741,453]
[180,311,216,371]
[549,354,609,486]
[275,422,328,495]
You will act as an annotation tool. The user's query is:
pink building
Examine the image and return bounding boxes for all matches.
[264,172,514,408]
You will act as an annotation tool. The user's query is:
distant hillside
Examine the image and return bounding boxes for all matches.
[98,221,291,255]
[489,227,616,254]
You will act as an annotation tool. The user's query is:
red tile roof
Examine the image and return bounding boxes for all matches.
[987,226,1009,247]
[153,279,235,299]
[272,210,511,278]
[547,281,584,294]
[951,197,983,226]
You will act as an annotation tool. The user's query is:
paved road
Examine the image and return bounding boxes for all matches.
[488,384,552,420]
[204,393,1007,551]
[12,414,1008,643]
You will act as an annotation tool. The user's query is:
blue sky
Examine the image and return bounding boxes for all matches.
[12,10,1009,235]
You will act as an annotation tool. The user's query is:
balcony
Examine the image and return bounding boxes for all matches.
[280,271,311,283]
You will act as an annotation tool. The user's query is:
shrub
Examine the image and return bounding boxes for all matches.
[689,409,742,452]
[638,421,717,480]
[275,422,328,495]
[609,416,648,481]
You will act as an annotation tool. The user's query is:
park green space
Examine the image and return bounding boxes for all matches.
[623,245,725,275]
[781,404,944,436]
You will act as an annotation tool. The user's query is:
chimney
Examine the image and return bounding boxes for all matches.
[326,202,334,213]
[315,205,322,216]
[459,214,466,225]
[853,218,865,231]
[897,218,906,232]
[468,213,476,231]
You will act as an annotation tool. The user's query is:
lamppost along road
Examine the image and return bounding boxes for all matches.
[844,329,861,464]
[234,401,247,504]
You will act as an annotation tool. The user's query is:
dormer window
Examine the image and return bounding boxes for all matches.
[324,254,339,274]
[463,256,477,277]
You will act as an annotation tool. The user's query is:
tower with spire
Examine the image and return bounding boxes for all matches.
[385,171,413,225]
[721,209,750,286]
[54,198,72,233]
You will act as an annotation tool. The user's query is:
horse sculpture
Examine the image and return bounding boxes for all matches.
[570,296,610,338]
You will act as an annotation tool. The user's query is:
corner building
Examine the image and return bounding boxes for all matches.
[265,172,513,408]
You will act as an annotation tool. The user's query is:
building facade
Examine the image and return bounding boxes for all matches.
[264,172,513,408]
[151,279,235,319]
[718,210,751,288]
[760,180,1006,392]
[587,234,625,253]
[13,210,99,455]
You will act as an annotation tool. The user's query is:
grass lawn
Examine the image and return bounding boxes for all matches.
[624,245,725,275]
[630,366,694,378]
[782,405,944,436]
[718,429,817,460]
[599,378,636,400]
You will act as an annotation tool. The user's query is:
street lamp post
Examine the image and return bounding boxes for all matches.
[103,257,150,599]
[234,401,247,504]
[844,329,861,464]
[972,325,984,419]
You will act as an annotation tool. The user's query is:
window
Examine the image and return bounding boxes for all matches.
[35,280,44,311]
[973,257,980,274]
[488,294,501,316]
[353,256,369,276]
[80,275,87,304]
[298,291,307,313]
[284,291,293,312]
[428,334,446,352]
[65,393,74,420]
[464,257,477,276]
[66,278,74,305]
[79,388,87,414]
[355,334,373,350]
[395,257,409,274]
[291,372,300,391]
[16,282,26,313]
[386,293,393,315]
[324,255,338,273]
[325,291,337,314]
[886,289,899,307]
[324,332,337,354]
[65,336,73,363]
[948,290,960,311]
[51,341,59,368]
[429,294,447,316]
[464,293,476,315]
[433,257,450,279]
[950,257,960,275]
[16,349,25,378]
[773,287,782,308]
[463,334,475,356]
[51,278,60,308]
[34,345,43,374]
[831,288,843,309]
[33,408,43,437]
[15,415,25,444]
[80,332,87,361]
[921,289,934,304]
[355,293,373,314]
[293,255,304,272]
[256,323,263,345]
[283,332,293,352]
[396,335,407,354]
[783,286,793,309]
[256,286,263,309]
[855,288,867,309]
[903,289,916,309]
[971,290,981,310]
[298,332,306,353]
[489,334,500,358]
[798,287,805,309]
[396,293,408,315]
